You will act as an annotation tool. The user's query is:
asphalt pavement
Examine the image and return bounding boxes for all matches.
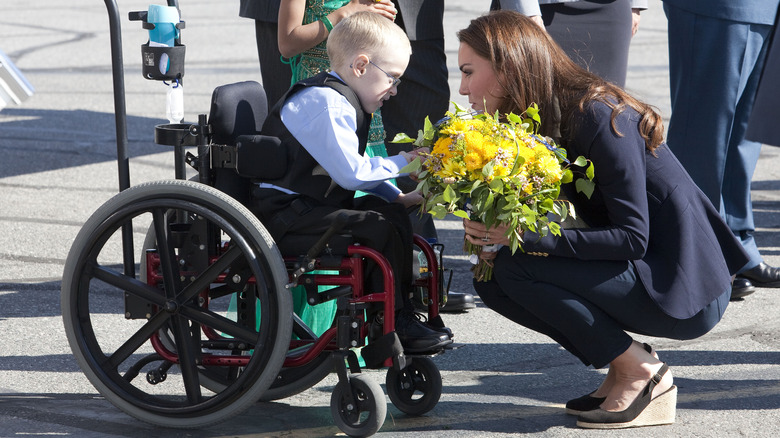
[1,1,780,437]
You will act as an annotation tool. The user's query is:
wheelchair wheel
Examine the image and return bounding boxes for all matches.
[330,374,386,437]
[61,180,292,428]
[142,224,336,401]
[385,357,442,416]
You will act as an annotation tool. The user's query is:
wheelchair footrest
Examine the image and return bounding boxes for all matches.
[361,332,403,369]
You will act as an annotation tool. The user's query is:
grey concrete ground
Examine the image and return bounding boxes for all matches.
[1,1,780,437]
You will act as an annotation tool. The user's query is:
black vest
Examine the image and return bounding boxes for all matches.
[260,72,372,208]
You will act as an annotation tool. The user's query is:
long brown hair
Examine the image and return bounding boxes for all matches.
[457,10,663,152]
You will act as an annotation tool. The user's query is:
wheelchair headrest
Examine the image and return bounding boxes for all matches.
[209,81,268,145]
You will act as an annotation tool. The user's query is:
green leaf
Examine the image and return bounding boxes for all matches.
[586,161,595,180]
[469,179,483,195]
[482,161,495,178]
[576,178,596,198]
[507,112,522,125]
[391,132,416,143]
[573,156,589,167]
[452,209,470,219]
[489,178,504,193]
[423,116,433,136]
[484,191,495,211]
[442,184,457,203]
[399,157,421,174]
[429,204,448,219]
[561,168,573,184]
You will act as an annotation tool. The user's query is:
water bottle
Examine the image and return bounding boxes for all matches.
[147,5,179,47]
[165,80,183,123]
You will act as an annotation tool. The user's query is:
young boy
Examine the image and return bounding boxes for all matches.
[249,12,451,353]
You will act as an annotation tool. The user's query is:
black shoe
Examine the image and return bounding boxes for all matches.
[576,364,677,429]
[730,277,756,300]
[565,343,654,415]
[441,291,476,313]
[566,393,606,416]
[416,312,453,339]
[395,309,452,354]
[739,262,780,288]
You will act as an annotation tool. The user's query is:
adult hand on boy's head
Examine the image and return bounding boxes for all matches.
[343,0,397,21]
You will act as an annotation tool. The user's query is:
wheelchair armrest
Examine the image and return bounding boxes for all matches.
[234,134,287,179]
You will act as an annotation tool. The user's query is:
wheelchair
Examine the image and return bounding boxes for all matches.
[60,24,455,434]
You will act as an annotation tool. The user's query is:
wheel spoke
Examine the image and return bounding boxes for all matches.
[106,310,169,370]
[176,245,243,304]
[90,262,167,307]
[152,208,182,300]
[171,314,203,404]
[179,304,259,345]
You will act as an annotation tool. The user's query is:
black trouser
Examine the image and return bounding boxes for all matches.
[475,247,729,369]
[250,192,413,311]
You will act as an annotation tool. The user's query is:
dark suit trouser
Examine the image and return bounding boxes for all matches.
[474,248,728,369]
[253,20,292,110]
[664,3,773,270]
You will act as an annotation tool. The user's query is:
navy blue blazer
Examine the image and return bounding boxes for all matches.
[523,101,750,319]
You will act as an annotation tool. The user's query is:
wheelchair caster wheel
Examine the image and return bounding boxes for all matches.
[146,369,167,385]
[330,374,386,437]
[386,356,442,416]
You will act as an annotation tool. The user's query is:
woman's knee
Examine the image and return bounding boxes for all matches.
[492,249,535,289]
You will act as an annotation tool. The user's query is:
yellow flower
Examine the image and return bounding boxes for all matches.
[463,131,486,153]
[440,158,466,179]
[537,155,563,183]
[464,152,483,171]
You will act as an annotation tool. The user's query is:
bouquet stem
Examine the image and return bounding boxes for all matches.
[464,239,498,281]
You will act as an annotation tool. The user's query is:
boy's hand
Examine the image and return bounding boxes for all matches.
[395,191,423,208]
[399,147,430,163]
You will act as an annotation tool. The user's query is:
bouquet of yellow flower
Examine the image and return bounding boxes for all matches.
[395,104,594,281]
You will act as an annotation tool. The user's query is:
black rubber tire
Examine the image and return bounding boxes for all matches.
[61,180,292,428]
[330,374,387,437]
[385,357,442,416]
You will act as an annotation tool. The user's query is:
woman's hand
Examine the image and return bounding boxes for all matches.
[463,219,513,261]
[631,9,642,37]
[395,190,423,208]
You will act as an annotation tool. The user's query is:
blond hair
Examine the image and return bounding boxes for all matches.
[327,12,411,68]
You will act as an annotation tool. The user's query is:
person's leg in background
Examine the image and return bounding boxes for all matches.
[253,19,292,110]
[664,3,779,299]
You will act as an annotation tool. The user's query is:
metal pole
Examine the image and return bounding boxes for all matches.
[104,0,135,278]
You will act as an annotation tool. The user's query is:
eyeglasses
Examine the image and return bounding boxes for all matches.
[369,60,401,88]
